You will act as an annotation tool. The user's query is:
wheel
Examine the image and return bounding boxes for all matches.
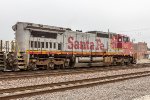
[12,65,20,71]
[48,62,55,70]
[69,57,76,68]
[132,58,137,64]
[120,58,125,66]
[125,61,130,65]
[121,61,125,66]
[28,63,37,71]
[60,64,65,69]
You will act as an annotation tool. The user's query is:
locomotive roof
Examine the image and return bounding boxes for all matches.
[87,31,118,38]
[12,22,72,32]
[12,22,129,38]
[87,31,116,35]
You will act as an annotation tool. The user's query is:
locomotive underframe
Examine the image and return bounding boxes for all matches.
[25,53,136,71]
[0,51,136,71]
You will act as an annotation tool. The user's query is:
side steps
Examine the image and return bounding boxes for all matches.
[0,51,5,71]
[17,52,26,70]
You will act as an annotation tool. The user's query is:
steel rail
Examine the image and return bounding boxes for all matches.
[1,70,150,100]
[0,64,148,81]
[0,63,150,80]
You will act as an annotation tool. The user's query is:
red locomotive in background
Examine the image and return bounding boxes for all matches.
[111,34,134,56]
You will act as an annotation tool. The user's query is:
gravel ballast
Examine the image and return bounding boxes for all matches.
[1,67,150,89]
[16,75,150,100]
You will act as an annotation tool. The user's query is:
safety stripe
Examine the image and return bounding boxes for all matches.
[26,50,129,56]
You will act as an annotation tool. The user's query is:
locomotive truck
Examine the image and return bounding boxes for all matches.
[1,22,137,71]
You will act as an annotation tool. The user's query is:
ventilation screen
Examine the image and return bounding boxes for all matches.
[31,31,57,39]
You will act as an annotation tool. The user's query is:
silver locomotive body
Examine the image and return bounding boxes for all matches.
[11,22,135,70]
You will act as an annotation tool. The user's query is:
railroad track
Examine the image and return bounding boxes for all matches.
[0,63,149,80]
[0,70,150,100]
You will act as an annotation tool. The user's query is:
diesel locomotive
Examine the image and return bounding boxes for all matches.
[1,22,137,71]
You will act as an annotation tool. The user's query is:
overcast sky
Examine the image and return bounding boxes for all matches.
[1,0,150,47]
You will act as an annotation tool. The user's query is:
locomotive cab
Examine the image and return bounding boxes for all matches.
[117,34,130,48]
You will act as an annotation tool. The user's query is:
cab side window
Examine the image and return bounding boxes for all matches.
[46,42,48,48]
[58,43,62,50]
[49,42,52,48]
[54,43,56,49]
[30,41,33,48]
[41,42,44,48]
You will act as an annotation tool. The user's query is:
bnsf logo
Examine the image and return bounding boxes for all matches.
[68,36,105,50]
